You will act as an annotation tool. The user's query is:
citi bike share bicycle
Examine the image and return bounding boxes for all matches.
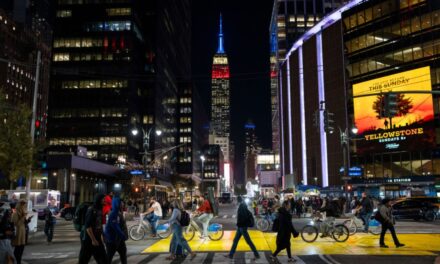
[129,212,171,240]
[182,212,224,241]
[300,211,350,243]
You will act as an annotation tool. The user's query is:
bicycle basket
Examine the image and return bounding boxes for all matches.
[207,223,222,232]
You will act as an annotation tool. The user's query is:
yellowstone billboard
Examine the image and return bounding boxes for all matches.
[353,66,435,154]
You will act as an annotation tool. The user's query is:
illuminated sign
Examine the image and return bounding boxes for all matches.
[353,67,435,153]
[130,170,144,175]
[224,163,230,189]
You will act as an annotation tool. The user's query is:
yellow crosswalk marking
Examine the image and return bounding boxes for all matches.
[142,231,440,256]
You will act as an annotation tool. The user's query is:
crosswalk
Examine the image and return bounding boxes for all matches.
[33,221,81,243]
[24,252,308,264]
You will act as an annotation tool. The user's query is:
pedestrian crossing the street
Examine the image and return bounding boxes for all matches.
[32,221,81,244]
[24,252,307,264]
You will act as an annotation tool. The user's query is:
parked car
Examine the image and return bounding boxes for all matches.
[392,199,438,221]
[60,206,76,221]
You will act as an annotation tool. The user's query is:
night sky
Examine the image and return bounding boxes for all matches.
[191,0,274,183]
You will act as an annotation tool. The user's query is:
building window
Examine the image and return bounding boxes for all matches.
[53,53,70,61]
[106,8,131,16]
[143,115,154,124]
[56,10,72,17]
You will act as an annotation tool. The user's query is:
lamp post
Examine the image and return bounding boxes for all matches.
[131,126,162,181]
[339,126,358,198]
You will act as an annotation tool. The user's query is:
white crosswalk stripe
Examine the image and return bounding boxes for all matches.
[245,252,268,263]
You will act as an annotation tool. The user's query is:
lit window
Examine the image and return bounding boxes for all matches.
[56,10,72,17]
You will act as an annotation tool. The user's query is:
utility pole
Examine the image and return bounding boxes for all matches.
[26,50,41,201]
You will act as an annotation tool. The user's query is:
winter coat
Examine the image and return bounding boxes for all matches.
[104,197,127,243]
[12,203,27,246]
[276,207,298,249]
[236,202,252,228]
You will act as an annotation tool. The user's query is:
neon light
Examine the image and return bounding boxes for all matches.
[298,47,307,185]
[285,0,365,60]
[316,32,328,187]
[286,58,293,174]
[270,70,277,78]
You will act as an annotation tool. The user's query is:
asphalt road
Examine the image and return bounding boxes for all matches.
[18,202,440,263]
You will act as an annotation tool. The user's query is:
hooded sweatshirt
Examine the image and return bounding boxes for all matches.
[84,194,105,241]
[102,195,112,224]
[104,197,127,243]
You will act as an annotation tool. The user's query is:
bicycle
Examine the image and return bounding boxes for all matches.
[128,213,171,241]
[301,211,350,243]
[182,213,224,241]
[343,210,382,235]
[256,211,274,232]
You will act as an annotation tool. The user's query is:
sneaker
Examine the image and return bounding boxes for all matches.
[287,258,297,263]
[380,244,389,248]
[396,244,405,248]
[223,254,232,259]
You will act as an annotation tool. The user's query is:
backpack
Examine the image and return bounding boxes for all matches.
[374,207,384,223]
[73,202,91,232]
[246,207,255,228]
[179,210,190,227]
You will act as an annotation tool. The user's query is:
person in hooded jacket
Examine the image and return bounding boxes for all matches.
[79,194,107,264]
[104,197,128,264]
[270,200,299,263]
[102,193,113,226]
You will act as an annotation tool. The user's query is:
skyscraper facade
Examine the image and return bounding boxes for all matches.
[211,14,230,142]
[47,0,191,186]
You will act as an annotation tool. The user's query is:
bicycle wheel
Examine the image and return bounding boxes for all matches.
[183,225,195,241]
[343,219,357,236]
[156,222,171,239]
[368,219,381,235]
[208,223,224,241]
[301,225,318,243]
[129,225,145,241]
[256,218,269,231]
[332,224,349,242]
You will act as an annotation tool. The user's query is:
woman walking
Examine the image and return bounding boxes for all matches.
[12,200,28,264]
[104,197,128,264]
[270,200,299,263]
[166,199,196,261]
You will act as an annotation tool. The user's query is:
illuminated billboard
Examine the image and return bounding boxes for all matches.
[353,66,435,153]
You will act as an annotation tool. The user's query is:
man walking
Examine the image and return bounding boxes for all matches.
[379,198,404,248]
[79,194,107,264]
[225,196,260,261]
[358,192,373,232]
[44,199,59,244]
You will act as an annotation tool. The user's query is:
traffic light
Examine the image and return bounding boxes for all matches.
[312,110,319,129]
[384,93,398,117]
[35,119,41,136]
[323,110,335,134]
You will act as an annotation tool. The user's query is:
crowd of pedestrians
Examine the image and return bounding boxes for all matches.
[0,189,408,263]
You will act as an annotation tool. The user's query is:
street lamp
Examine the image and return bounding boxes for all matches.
[200,155,205,191]
[339,126,358,198]
[131,126,162,179]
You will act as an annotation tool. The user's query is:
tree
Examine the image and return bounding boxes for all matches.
[372,94,413,129]
[0,93,33,188]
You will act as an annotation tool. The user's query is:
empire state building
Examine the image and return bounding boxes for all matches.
[211,14,230,142]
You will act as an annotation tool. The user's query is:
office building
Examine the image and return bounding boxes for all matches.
[278,0,440,198]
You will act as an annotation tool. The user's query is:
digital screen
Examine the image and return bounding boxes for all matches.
[353,66,435,154]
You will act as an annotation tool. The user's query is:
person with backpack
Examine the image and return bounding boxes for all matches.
[78,194,107,264]
[44,199,60,244]
[104,197,128,264]
[165,199,196,261]
[0,209,15,264]
[194,194,213,238]
[270,200,299,263]
[224,196,260,261]
[378,198,404,248]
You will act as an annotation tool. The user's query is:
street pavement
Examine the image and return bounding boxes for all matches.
[20,203,440,264]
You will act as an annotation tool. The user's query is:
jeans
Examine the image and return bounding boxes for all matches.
[361,212,373,232]
[197,213,213,237]
[44,222,54,242]
[170,223,192,255]
[380,223,401,246]
[14,245,25,264]
[145,213,161,235]
[228,227,259,258]
[78,237,107,264]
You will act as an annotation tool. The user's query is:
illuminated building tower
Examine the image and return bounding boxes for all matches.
[211,14,230,142]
